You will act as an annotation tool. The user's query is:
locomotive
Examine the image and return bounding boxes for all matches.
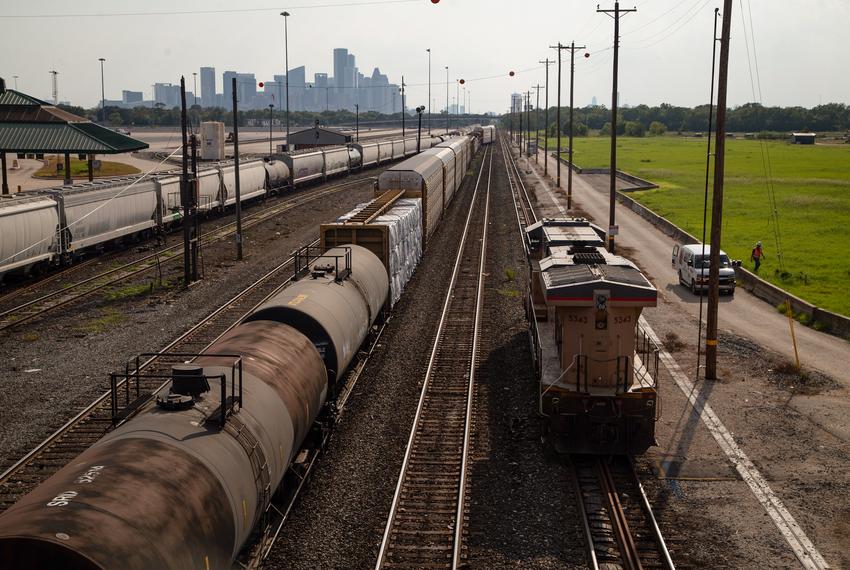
[526,218,661,455]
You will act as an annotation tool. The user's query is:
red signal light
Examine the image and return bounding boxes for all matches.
[509,71,515,77]
[259,81,265,87]
[584,53,590,58]
[459,78,465,85]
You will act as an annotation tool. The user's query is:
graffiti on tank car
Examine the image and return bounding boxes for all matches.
[46,490,78,507]
[75,465,105,484]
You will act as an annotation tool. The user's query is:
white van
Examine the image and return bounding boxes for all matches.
[672,243,736,295]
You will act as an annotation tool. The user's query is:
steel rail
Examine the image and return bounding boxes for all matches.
[0,177,371,330]
[376,145,491,569]
[452,142,491,568]
[573,455,675,570]
[0,237,320,490]
[500,134,534,255]
[630,457,676,570]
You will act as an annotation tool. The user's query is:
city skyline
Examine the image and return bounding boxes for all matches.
[66,46,424,115]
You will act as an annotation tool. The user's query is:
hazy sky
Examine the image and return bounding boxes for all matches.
[2,0,848,113]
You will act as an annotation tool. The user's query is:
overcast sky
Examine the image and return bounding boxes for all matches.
[2,0,848,113]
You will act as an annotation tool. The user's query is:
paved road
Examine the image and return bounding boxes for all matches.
[521,146,850,439]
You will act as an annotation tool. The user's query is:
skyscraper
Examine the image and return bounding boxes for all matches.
[333,48,349,88]
[236,73,257,109]
[200,67,216,107]
[223,71,237,109]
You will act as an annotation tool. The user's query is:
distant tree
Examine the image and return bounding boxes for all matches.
[648,121,667,136]
[600,122,612,136]
[107,112,122,125]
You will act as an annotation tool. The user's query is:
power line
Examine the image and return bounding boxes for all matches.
[0,0,419,19]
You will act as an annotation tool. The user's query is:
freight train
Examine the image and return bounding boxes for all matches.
[525,218,661,455]
[0,135,479,569]
[0,133,447,283]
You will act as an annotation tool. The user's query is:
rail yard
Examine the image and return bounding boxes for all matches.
[0,122,845,569]
[1,1,849,567]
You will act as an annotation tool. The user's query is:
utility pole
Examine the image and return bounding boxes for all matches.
[427,48,432,134]
[532,84,542,163]
[50,70,59,105]
[232,77,243,261]
[401,76,406,137]
[445,66,449,134]
[98,58,106,124]
[281,11,291,151]
[697,7,721,380]
[550,43,567,188]
[180,77,192,287]
[567,41,586,210]
[598,1,636,253]
[705,0,733,381]
[539,58,554,175]
[525,90,531,158]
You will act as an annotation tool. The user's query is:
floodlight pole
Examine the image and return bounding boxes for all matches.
[539,58,554,176]
[232,77,243,261]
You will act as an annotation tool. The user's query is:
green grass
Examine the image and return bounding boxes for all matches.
[550,135,850,316]
[34,157,140,179]
[76,308,126,334]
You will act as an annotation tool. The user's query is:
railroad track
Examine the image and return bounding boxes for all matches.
[0,176,374,331]
[0,237,323,513]
[500,133,538,230]
[573,455,675,570]
[376,145,492,569]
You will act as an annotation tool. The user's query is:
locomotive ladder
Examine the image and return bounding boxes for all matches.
[376,146,492,569]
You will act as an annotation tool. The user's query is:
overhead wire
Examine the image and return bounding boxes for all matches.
[0,0,420,19]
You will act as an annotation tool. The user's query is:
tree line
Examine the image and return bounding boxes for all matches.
[500,102,850,136]
[57,103,475,130]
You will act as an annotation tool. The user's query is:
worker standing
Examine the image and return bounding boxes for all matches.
[751,241,765,273]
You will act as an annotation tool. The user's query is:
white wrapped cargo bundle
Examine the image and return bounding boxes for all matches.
[373,198,422,307]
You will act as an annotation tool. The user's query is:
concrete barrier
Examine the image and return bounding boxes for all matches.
[604,171,850,338]
[552,154,658,190]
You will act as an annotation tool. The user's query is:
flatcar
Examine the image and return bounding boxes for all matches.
[526,218,661,455]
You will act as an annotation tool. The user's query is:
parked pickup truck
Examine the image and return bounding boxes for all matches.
[672,243,736,295]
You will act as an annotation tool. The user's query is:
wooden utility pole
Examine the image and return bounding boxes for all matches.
[532,84,543,163]
[232,77,243,261]
[705,0,733,380]
[598,2,636,253]
[179,77,192,288]
[567,41,586,211]
[550,43,566,188]
[539,58,554,176]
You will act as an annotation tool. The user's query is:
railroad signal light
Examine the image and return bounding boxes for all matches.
[431,0,440,3]
[585,52,590,58]
[459,79,465,85]
[509,71,515,77]
[258,81,265,88]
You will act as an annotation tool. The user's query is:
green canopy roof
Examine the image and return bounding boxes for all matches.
[0,85,148,154]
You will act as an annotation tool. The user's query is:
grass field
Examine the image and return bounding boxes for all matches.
[35,157,140,179]
[545,135,850,317]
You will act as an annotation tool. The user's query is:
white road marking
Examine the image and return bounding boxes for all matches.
[639,316,829,569]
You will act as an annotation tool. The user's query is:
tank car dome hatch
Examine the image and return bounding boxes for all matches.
[244,244,388,382]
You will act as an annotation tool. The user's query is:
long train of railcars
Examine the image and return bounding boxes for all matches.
[0,133,447,282]
[0,135,478,569]
[525,217,662,455]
